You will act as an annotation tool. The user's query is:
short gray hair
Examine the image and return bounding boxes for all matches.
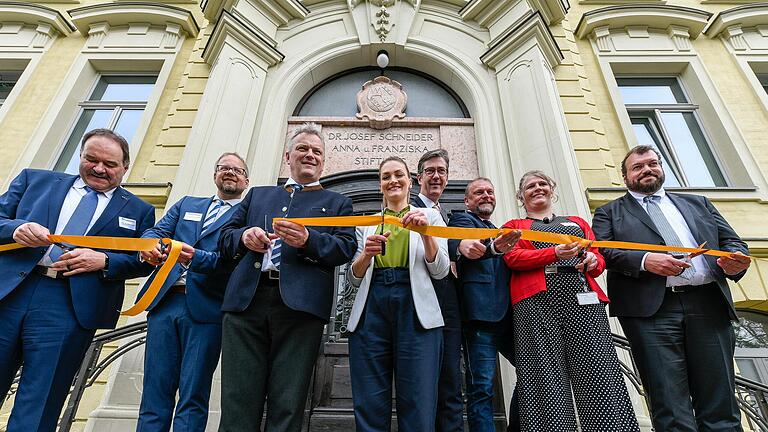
[288,122,324,152]
[215,152,248,177]
[464,177,494,197]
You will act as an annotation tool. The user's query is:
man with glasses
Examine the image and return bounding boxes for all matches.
[218,123,356,432]
[412,149,464,432]
[135,152,249,432]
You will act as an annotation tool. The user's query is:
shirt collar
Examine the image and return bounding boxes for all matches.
[286,177,321,188]
[418,193,437,208]
[75,177,115,199]
[628,187,665,204]
[214,195,242,206]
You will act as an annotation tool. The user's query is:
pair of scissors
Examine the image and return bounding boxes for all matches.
[378,202,386,256]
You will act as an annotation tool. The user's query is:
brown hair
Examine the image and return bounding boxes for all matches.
[621,145,662,177]
[81,128,130,167]
[417,149,449,174]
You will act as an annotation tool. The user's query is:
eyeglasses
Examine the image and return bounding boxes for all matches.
[422,167,448,177]
[216,165,247,176]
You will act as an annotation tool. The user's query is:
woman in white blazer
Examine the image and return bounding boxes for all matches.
[346,156,450,432]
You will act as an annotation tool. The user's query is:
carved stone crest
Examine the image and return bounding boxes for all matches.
[356,76,407,129]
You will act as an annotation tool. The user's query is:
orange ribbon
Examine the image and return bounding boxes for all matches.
[0,235,183,316]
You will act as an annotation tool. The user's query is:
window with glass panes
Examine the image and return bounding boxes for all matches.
[617,77,726,187]
[0,71,21,108]
[54,75,157,174]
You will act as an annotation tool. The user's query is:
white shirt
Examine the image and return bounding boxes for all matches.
[630,188,714,286]
[174,195,242,286]
[418,193,439,209]
[39,178,115,266]
[261,178,320,272]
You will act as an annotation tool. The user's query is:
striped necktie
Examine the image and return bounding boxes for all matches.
[271,184,304,269]
[50,186,99,262]
[201,198,224,235]
[644,195,696,280]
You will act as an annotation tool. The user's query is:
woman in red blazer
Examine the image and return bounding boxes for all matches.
[502,170,639,432]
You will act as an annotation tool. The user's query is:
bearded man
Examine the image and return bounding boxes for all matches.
[592,145,751,432]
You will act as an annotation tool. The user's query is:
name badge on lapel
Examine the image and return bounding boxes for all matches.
[119,216,137,230]
[184,212,203,222]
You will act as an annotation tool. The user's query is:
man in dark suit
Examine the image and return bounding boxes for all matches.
[411,149,464,432]
[448,177,520,432]
[217,123,356,432]
[592,145,751,432]
[0,128,155,432]
[136,152,249,431]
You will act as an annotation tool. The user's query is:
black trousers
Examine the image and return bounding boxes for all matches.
[619,284,741,432]
[219,281,325,432]
[435,277,464,432]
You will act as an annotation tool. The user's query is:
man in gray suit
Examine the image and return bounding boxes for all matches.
[592,145,751,431]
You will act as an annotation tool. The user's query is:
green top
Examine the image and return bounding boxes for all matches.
[374,206,410,268]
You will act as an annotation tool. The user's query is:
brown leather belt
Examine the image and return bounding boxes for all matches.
[35,265,67,279]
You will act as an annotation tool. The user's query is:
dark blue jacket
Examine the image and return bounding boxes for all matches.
[0,169,155,329]
[218,186,356,320]
[138,196,238,323]
[448,210,511,323]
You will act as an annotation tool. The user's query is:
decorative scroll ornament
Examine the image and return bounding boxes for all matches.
[372,0,394,41]
[355,76,407,129]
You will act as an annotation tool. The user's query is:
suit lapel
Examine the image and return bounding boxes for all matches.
[47,174,77,230]
[622,193,662,239]
[666,193,702,242]
[88,187,130,235]
[409,228,418,271]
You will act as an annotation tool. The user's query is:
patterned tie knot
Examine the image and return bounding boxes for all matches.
[290,183,304,193]
[643,195,659,204]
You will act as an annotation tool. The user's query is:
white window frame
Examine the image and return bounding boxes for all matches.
[615,75,729,187]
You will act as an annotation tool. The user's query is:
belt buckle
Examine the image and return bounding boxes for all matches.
[268,269,280,280]
[671,286,685,293]
[39,266,60,279]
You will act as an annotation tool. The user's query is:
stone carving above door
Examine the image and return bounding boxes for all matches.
[355,76,407,129]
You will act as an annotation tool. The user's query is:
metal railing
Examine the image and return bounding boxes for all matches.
[4,323,768,431]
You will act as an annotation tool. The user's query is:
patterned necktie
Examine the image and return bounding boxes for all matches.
[271,184,304,269]
[643,195,696,279]
[201,198,224,235]
[49,187,99,262]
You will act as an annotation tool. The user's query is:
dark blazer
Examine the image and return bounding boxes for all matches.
[592,192,748,319]
[0,169,155,329]
[447,210,510,323]
[218,186,356,320]
[411,194,448,222]
[139,196,238,323]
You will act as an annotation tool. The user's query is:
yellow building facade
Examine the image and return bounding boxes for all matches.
[1,0,768,430]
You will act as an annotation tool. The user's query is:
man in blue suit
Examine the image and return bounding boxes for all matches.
[135,152,249,432]
[0,128,155,432]
[448,178,519,432]
[217,122,356,432]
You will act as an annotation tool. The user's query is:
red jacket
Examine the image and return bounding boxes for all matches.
[502,216,608,305]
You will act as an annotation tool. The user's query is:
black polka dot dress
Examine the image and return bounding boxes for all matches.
[513,217,639,432]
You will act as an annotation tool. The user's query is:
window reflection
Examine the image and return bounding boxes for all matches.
[54,75,157,174]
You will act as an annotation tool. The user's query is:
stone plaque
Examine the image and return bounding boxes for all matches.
[281,120,479,180]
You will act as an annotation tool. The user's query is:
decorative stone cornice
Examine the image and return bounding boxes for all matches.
[202,10,284,68]
[480,11,563,69]
[0,1,74,36]
[202,0,308,25]
[460,0,568,26]
[705,3,768,38]
[574,4,712,39]
[68,2,199,37]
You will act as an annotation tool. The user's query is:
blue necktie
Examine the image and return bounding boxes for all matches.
[49,187,99,262]
[271,184,304,270]
[201,198,224,235]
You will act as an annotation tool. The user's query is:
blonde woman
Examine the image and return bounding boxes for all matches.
[346,156,449,432]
